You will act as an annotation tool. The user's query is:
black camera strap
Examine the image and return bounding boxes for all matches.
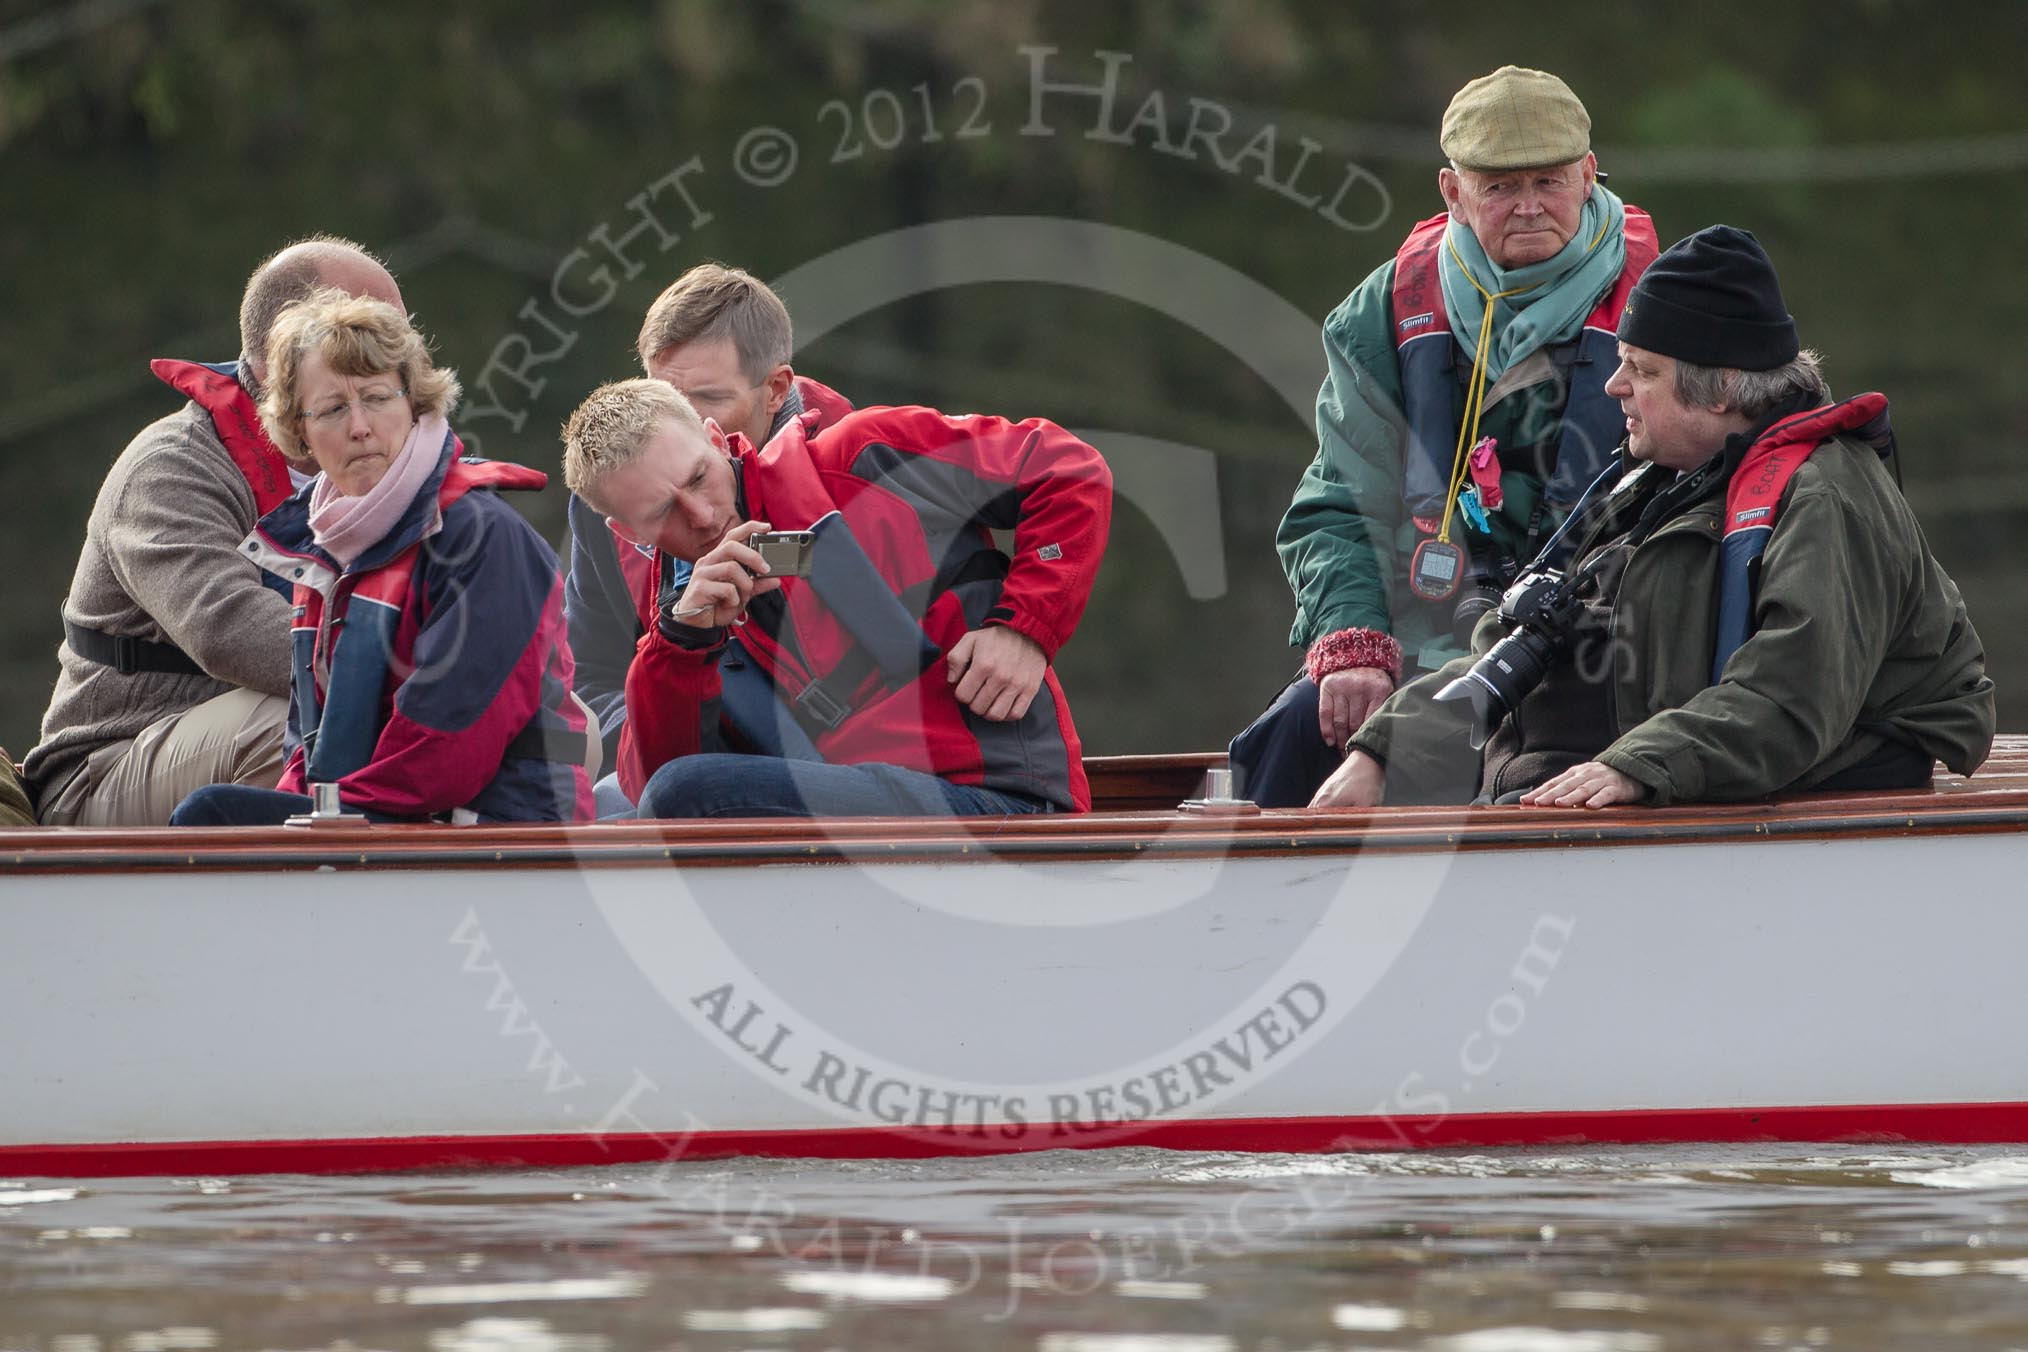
[1522,499,1549,567]
[1525,461,1625,572]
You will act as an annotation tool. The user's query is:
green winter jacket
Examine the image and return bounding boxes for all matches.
[1348,427,1995,806]
[1277,260,1611,675]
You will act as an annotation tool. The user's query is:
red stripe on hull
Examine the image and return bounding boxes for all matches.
[8,1102,2028,1179]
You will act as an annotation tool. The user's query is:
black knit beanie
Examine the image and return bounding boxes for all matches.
[1616,225,1799,370]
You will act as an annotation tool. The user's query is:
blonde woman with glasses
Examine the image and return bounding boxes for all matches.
[170,291,592,825]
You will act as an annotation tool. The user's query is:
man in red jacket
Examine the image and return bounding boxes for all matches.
[562,378,1111,818]
[565,263,855,805]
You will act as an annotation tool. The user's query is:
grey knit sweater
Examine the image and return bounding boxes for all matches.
[24,393,294,798]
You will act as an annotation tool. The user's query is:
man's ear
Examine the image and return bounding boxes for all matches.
[763,363,795,415]
[604,514,640,545]
[1437,166,1462,216]
[703,417,729,452]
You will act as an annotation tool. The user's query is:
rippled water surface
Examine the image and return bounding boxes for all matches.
[7,1146,2028,1349]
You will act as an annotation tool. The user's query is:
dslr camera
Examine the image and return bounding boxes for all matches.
[1450,555,1519,646]
[1433,568,1583,748]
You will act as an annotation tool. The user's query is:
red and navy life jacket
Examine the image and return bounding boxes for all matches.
[1713,393,1895,680]
[1390,209,1659,520]
[245,438,588,821]
[290,459,549,782]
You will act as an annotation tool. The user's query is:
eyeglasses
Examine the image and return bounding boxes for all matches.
[300,386,409,428]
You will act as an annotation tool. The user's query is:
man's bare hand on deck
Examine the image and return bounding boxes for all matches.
[1519,761,1649,809]
[1309,748,1385,809]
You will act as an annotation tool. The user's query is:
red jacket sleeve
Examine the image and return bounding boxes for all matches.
[616,628,727,803]
[834,408,1113,660]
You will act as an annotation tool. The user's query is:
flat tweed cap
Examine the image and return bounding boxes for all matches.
[1441,65,1591,172]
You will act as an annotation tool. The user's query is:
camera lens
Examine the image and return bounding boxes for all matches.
[1452,588,1503,645]
[1434,626,1564,749]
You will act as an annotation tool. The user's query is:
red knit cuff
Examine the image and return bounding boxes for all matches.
[1305,627,1403,684]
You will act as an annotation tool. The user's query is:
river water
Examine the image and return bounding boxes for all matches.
[6,1145,2028,1350]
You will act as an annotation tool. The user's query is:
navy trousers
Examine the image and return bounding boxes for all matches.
[171,785,361,825]
[1226,675,1343,808]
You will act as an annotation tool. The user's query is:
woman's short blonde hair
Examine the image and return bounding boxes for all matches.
[259,289,461,463]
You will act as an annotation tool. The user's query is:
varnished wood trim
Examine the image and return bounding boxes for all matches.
[3,742,2024,875]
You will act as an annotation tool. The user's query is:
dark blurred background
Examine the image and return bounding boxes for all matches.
[4,0,2024,758]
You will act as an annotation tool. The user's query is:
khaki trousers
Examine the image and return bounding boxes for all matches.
[38,688,289,827]
[0,756,32,826]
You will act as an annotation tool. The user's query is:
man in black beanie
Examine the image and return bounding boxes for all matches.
[1312,224,1995,809]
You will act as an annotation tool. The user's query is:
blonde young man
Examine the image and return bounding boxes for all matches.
[563,264,852,814]
[563,379,1111,819]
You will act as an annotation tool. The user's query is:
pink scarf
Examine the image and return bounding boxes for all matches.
[308,413,450,569]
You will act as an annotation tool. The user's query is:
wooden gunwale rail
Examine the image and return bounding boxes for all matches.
[4,737,2027,875]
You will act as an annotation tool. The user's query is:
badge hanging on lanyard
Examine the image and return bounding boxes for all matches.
[1409,537,1465,601]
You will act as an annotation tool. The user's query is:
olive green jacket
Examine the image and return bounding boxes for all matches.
[1276,259,1607,676]
[1349,434,1995,806]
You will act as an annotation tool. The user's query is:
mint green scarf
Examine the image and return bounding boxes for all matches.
[1438,184,1628,383]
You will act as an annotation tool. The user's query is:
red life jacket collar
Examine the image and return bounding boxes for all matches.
[1390,209,1660,348]
[1710,392,1892,682]
[442,457,547,505]
[150,358,297,516]
[1725,393,1891,536]
[1752,392,1890,458]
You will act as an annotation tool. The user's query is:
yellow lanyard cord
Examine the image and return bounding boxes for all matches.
[1437,232,1538,543]
[1435,213,1614,543]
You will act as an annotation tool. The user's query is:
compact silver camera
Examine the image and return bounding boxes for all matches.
[750,530,815,578]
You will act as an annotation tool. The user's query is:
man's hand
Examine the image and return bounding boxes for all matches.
[664,521,782,632]
[1317,666,1394,749]
[1519,761,1649,809]
[1310,748,1385,810]
[947,626,1047,722]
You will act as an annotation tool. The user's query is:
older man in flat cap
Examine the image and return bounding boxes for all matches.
[1231,66,1659,807]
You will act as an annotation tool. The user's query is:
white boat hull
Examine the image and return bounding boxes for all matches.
[6,758,2025,1176]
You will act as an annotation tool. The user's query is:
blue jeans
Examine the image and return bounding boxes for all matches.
[637,755,1053,820]
[591,771,637,821]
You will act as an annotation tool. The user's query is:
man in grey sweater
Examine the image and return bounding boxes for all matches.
[25,238,404,826]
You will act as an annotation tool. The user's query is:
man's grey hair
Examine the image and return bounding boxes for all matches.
[1674,349,1828,421]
